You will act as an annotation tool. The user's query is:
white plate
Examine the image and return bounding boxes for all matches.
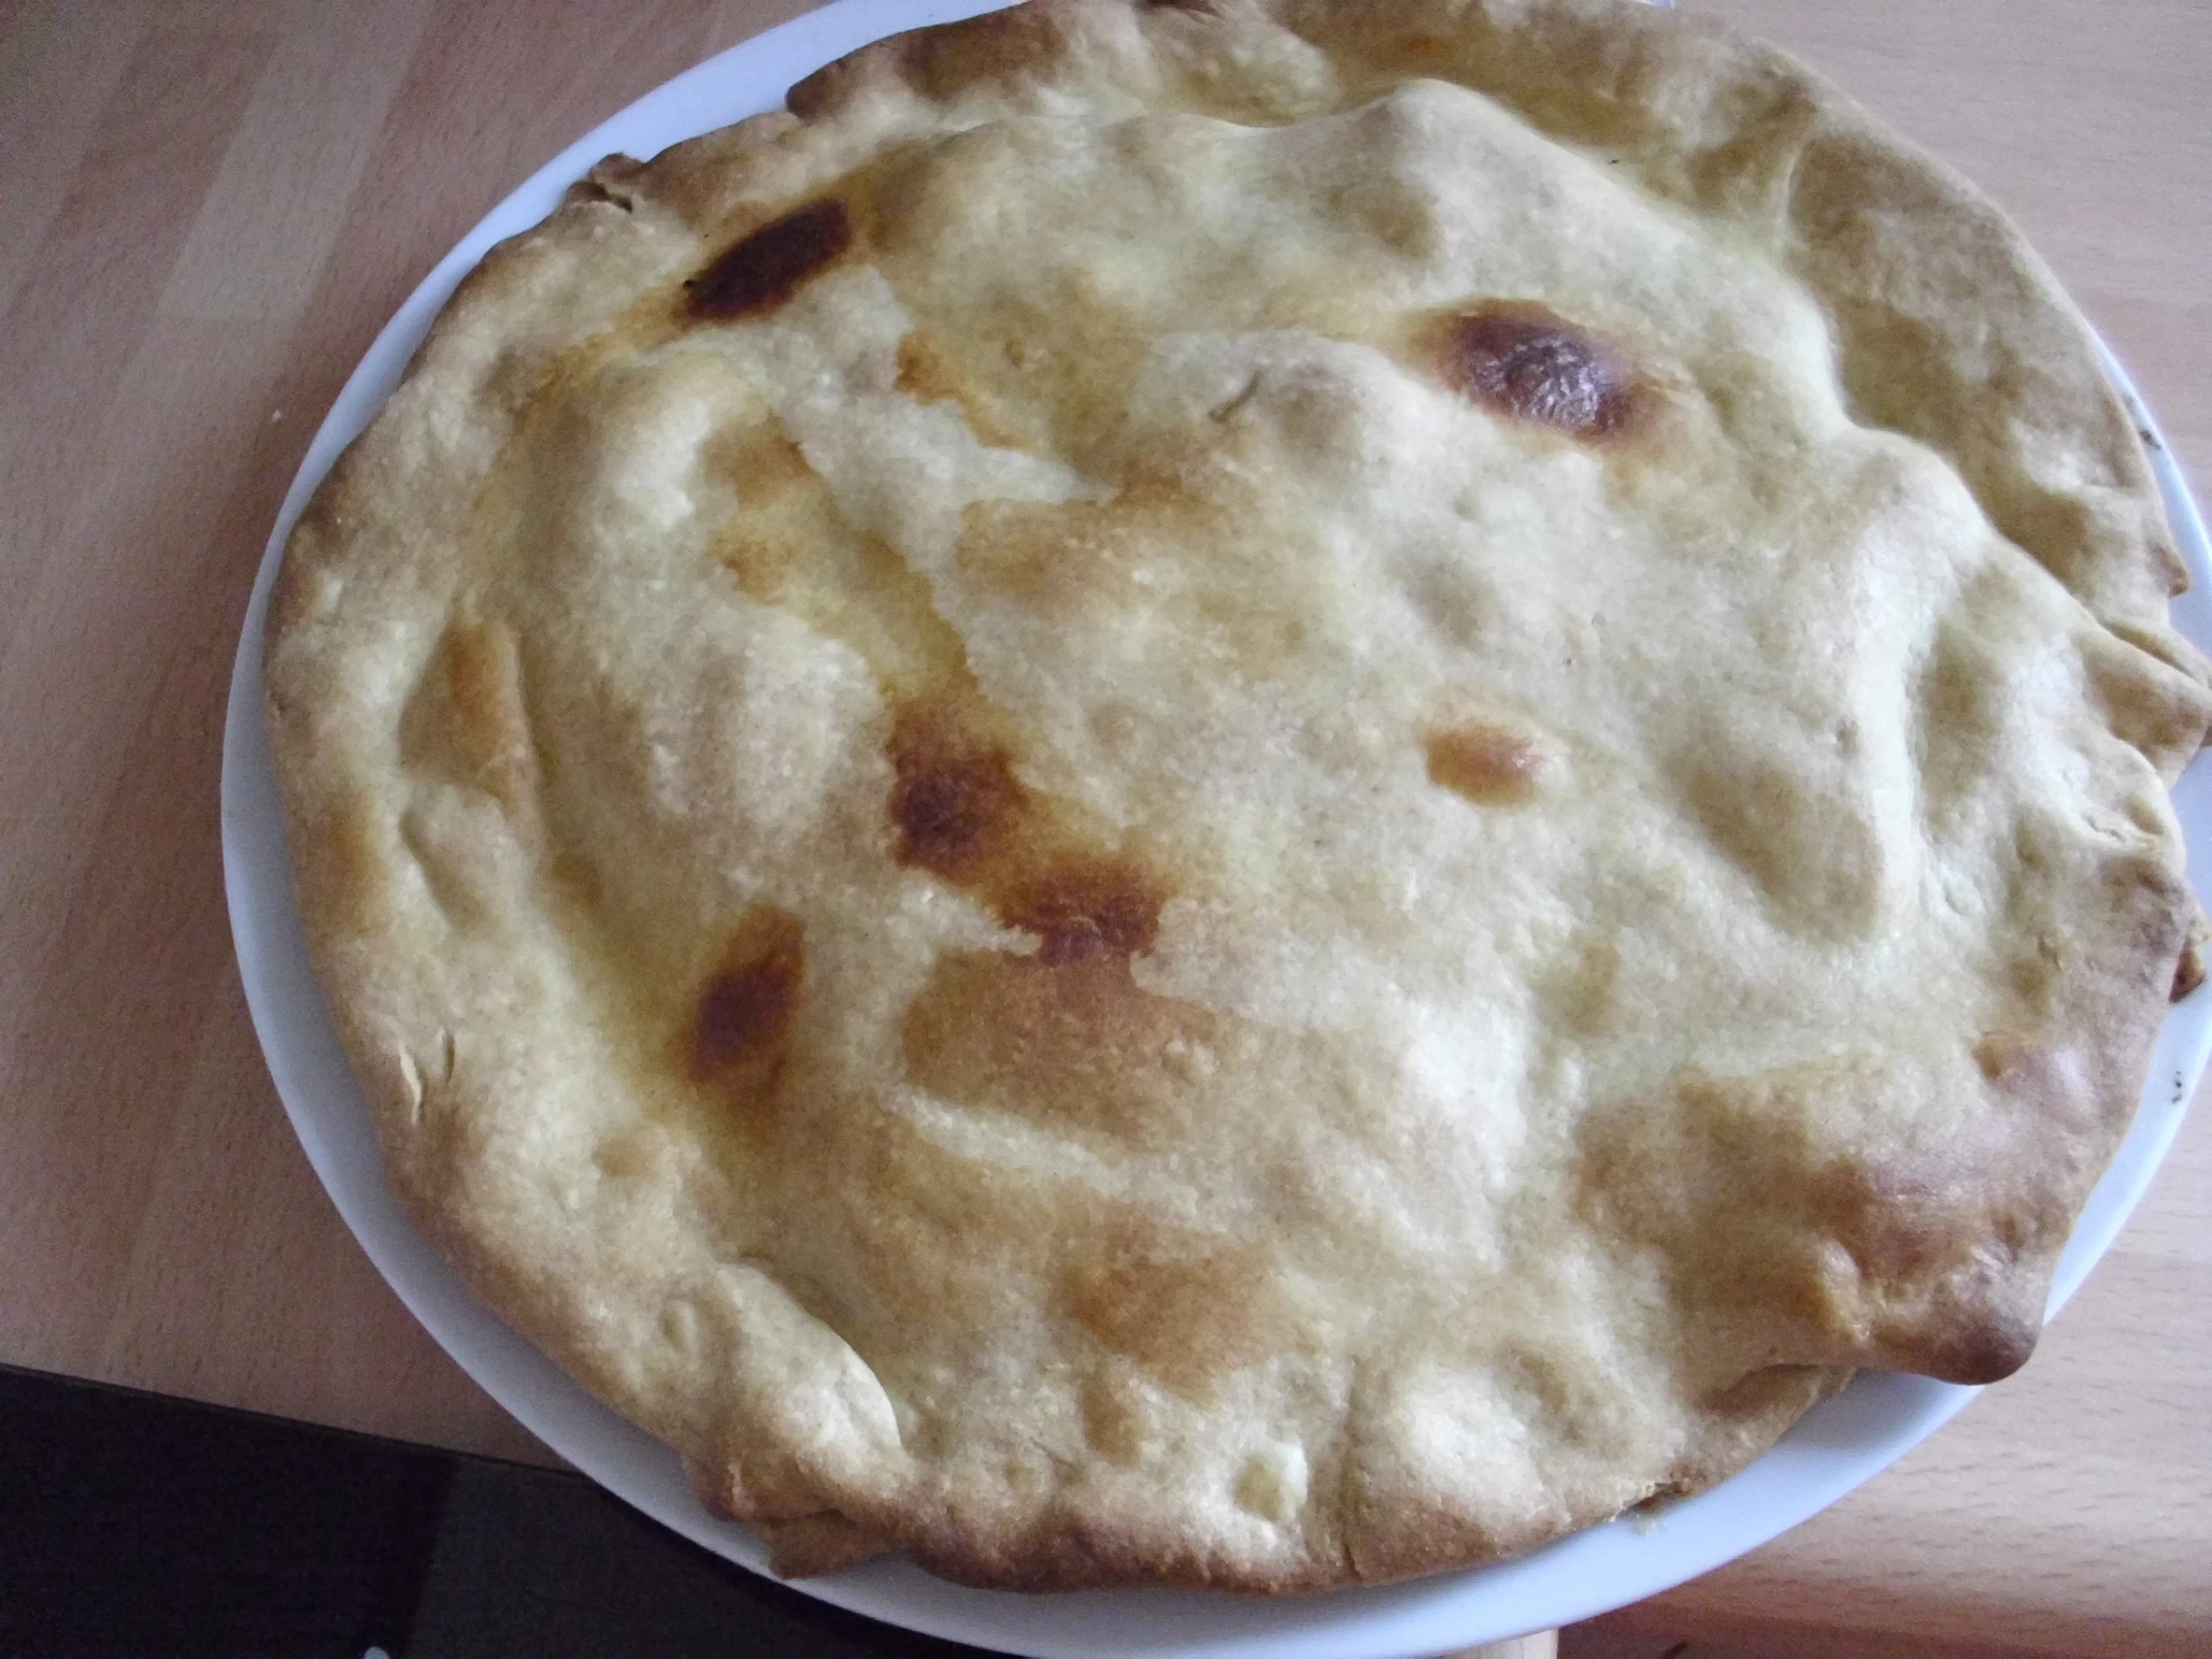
[221,2,2212,1653]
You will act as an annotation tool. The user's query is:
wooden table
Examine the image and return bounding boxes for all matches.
[4,3,2206,1655]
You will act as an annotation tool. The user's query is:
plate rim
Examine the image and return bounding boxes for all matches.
[219,3,2212,1653]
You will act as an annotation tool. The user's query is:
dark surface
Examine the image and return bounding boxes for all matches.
[0,1364,991,1659]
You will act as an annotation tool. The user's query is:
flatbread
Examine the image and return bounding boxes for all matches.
[264,0,2212,1592]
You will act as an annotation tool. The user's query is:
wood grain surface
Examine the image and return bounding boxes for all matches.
[1,3,2206,1655]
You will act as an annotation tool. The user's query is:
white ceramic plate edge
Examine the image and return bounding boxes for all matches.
[220,5,2212,1653]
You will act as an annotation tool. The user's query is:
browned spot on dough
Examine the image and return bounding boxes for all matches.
[442,620,527,773]
[1436,302,1641,437]
[1425,721,1547,805]
[1061,1232,1286,1400]
[692,905,806,1082]
[894,332,961,404]
[804,1097,1293,1405]
[1972,1031,2095,1133]
[886,700,1170,963]
[548,845,606,914]
[687,199,851,321]
[1941,1310,2039,1384]
[884,698,1199,1152]
[711,427,821,604]
[566,154,646,212]
[724,426,815,503]
[887,702,1031,878]
[903,949,1215,1147]
[1540,936,1620,1037]
[396,617,539,840]
[304,794,390,936]
[2173,939,2206,1002]
[1000,855,1165,965]
[591,1126,665,1183]
[955,495,1146,615]
[895,331,1031,449]
[706,425,971,698]
[719,528,801,608]
[1972,1029,2042,1083]
[1080,1373,1155,1465]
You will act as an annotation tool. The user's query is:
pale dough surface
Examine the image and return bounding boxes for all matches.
[265,0,2212,1591]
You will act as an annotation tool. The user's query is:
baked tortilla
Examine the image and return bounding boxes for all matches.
[265,0,2212,1592]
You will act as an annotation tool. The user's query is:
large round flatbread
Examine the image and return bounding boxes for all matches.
[265,0,2212,1592]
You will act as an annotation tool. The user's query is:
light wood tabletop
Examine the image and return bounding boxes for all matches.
[3,2,2207,1655]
